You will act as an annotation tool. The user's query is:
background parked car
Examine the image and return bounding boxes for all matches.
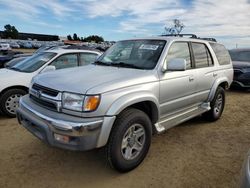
[0,50,15,68]
[4,57,27,68]
[0,49,101,117]
[229,48,250,89]
[9,42,20,48]
[0,42,11,51]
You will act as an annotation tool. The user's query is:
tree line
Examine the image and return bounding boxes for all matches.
[67,33,104,43]
[1,24,19,39]
[1,24,105,43]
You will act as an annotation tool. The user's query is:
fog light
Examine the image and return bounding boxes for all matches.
[54,133,70,143]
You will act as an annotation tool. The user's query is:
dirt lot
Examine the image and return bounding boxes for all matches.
[0,90,249,188]
[13,48,36,54]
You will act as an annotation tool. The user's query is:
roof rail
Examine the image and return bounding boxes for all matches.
[160,34,217,42]
[197,37,217,42]
[161,34,197,38]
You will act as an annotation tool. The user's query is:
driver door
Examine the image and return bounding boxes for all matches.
[159,42,198,118]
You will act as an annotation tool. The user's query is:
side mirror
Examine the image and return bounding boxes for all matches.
[41,65,56,73]
[162,58,187,72]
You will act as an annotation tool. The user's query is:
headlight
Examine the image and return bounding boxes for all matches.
[62,92,100,112]
[62,92,84,111]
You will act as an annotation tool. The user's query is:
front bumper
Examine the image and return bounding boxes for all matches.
[17,95,115,151]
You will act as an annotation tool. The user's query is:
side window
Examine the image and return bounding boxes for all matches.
[80,53,98,66]
[192,43,212,68]
[50,54,78,70]
[210,43,231,65]
[166,42,191,69]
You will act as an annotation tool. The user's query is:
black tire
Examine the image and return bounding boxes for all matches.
[203,86,225,122]
[106,108,152,172]
[0,89,27,118]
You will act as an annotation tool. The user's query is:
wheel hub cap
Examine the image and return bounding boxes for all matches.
[121,124,146,160]
[214,94,223,114]
[5,94,22,115]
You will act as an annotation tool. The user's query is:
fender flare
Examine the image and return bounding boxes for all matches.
[106,91,160,117]
[207,77,229,102]
[96,92,160,147]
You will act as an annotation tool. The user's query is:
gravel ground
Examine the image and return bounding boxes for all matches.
[0,90,249,188]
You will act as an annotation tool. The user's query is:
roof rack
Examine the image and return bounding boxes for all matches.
[161,34,197,38]
[197,37,217,42]
[160,34,217,42]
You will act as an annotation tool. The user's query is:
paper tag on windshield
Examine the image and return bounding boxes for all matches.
[139,44,159,50]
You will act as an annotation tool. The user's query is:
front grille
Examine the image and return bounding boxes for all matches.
[30,94,57,111]
[32,83,59,97]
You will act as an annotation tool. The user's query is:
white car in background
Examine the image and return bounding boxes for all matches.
[0,43,11,51]
[0,49,101,117]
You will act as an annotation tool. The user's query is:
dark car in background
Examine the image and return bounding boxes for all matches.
[4,57,27,68]
[229,48,250,89]
[0,50,15,68]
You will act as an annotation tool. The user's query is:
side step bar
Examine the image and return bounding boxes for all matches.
[155,103,210,133]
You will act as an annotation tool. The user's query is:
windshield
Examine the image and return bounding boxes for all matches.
[96,40,166,69]
[9,52,56,73]
[229,50,250,62]
[5,57,26,68]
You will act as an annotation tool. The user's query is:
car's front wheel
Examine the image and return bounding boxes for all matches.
[106,108,152,172]
[0,89,27,117]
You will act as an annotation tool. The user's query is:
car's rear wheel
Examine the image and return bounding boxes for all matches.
[106,108,152,172]
[204,86,225,121]
[0,89,27,117]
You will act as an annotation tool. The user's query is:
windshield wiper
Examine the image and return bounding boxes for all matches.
[93,60,111,66]
[110,62,142,69]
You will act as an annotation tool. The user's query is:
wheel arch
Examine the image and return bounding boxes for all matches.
[0,85,29,97]
[97,93,160,147]
[106,93,160,125]
[207,78,229,102]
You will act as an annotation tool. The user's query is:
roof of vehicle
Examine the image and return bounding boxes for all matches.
[44,48,102,55]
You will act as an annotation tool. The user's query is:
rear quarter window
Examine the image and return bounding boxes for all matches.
[210,43,231,65]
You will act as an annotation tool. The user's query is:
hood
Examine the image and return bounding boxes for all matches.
[0,68,33,90]
[34,64,158,94]
[0,68,27,78]
[232,61,250,69]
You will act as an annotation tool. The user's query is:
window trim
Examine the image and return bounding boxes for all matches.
[190,42,214,69]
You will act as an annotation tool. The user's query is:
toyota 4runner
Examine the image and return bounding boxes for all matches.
[16,35,233,172]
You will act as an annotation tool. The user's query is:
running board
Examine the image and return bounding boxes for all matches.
[155,103,210,133]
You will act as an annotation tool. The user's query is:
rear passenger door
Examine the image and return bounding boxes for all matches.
[159,42,197,117]
[191,42,216,102]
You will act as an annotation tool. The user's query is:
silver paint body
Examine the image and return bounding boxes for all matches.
[17,37,233,150]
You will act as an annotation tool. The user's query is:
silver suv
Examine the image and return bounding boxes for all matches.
[16,35,233,172]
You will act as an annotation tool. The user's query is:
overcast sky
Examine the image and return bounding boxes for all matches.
[0,0,249,48]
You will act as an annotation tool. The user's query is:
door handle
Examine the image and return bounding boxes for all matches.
[213,73,218,77]
[189,76,194,82]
